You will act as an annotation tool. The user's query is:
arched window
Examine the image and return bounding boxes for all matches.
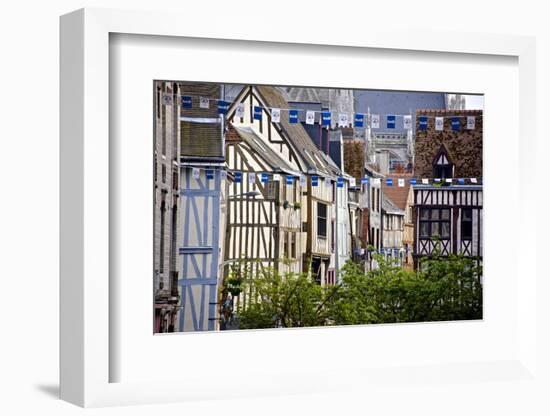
[433,146,454,179]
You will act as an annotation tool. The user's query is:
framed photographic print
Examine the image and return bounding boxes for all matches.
[60,7,539,408]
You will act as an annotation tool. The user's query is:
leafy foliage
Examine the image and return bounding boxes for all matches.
[230,251,482,330]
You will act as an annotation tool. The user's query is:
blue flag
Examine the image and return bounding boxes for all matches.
[311,175,319,187]
[409,178,417,185]
[361,177,369,185]
[321,112,331,126]
[289,109,299,124]
[457,178,465,185]
[386,178,393,186]
[218,100,229,115]
[286,175,294,185]
[234,171,242,183]
[254,106,262,121]
[387,115,396,129]
[451,117,460,131]
[261,173,269,183]
[354,113,364,128]
[205,169,214,180]
[419,116,428,131]
[181,96,192,108]
[337,177,344,188]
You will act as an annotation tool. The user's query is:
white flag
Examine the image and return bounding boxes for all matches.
[398,178,405,187]
[273,173,281,181]
[445,178,452,183]
[199,97,209,109]
[371,114,380,129]
[349,177,356,187]
[338,113,350,127]
[162,93,172,105]
[220,170,227,181]
[271,108,281,123]
[248,172,256,184]
[467,116,476,130]
[235,103,245,118]
[403,115,412,130]
[470,178,478,184]
[373,178,381,186]
[305,110,315,125]
[192,168,200,180]
[422,178,429,185]
[435,117,444,131]
[325,178,332,188]
[299,175,307,187]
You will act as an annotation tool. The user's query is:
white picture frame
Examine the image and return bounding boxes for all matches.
[60,8,539,408]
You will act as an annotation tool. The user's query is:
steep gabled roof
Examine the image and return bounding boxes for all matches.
[230,125,302,176]
[382,174,413,211]
[382,195,404,215]
[254,86,341,177]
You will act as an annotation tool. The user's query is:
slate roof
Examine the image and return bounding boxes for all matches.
[230,125,302,176]
[254,86,341,177]
[382,195,404,215]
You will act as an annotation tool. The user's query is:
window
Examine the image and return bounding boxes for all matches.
[290,232,296,259]
[156,85,161,119]
[461,208,473,240]
[433,150,453,178]
[162,164,166,183]
[172,169,178,190]
[283,231,289,258]
[267,181,277,200]
[331,220,335,252]
[317,202,327,238]
[159,200,166,274]
[419,208,450,239]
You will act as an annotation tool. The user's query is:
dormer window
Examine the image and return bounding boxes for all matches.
[433,146,454,179]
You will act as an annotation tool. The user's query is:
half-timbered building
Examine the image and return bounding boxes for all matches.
[381,196,405,266]
[225,85,342,286]
[177,82,227,332]
[412,109,483,268]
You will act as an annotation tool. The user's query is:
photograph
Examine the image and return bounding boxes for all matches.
[153,81,484,333]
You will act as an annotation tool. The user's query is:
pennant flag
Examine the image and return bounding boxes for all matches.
[387,115,396,129]
[162,93,173,105]
[234,171,242,183]
[451,117,460,131]
[218,100,229,115]
[354,113,364,128]
[403,115,412,130]
[192,168,200,180]
[409,178,417,185]
[205,169,214,180]
[321,111,331,126]
[457,178,465,185]
[299,176,307,187]
[361,177,369,185]
[253,106,262,121]
[181,96,192,108]
[398,178,405,187]
[434,178,442,183]
[325,178,332,188]
[419,116,428,131]
[422,178,429,185]
[220,170,227,181]
[386,178,393,186]
[373,178,381,186]
[349,177,356,187]
[289,109,299,124]
[338,113,350,127]
[435,117,444,131]
[337,177,344,188]
[445,178,453,183]
[200,97,210,109]
[371,114,380,129]
[271,108,281,123]
[305,110,315,125]
[311,175,319,187]
[261,172,269,183]
[467,116,476,130]
[273,174,281,181]
[286,175,294,185]
[235,103,245,118]
[470,178,478,184]
[248,172,256,184]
